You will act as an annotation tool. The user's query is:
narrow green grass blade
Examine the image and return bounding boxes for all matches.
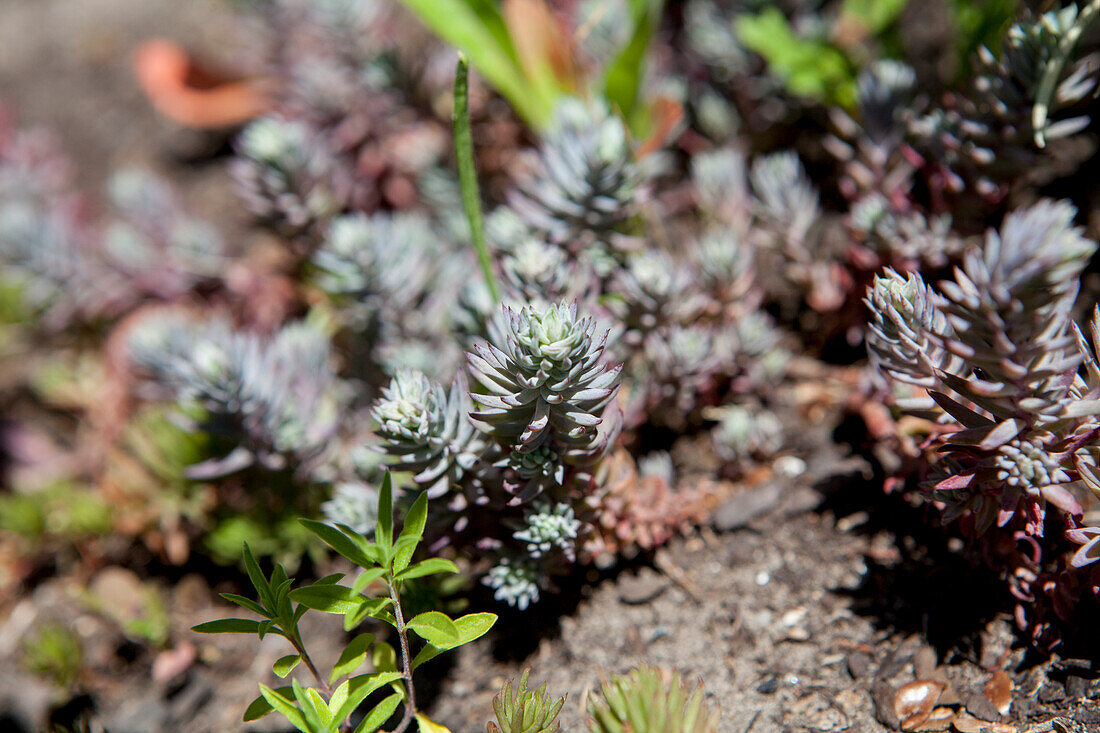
[453,56,500,303]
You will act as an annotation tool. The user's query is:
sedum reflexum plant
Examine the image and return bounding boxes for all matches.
[586,665,719,733]
[193,473,496,732]
[865,199,1100,641]
[370,299,622,610]
[127,312,344,480]
[487,668,565,733]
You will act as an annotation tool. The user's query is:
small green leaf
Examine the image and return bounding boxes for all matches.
[257,619,277,641]
[273,654,302,678]
[329,633,376,685]
[219,592,269,619]
[328,679,349,722]
[354,691,403,733]
[259,684,308,729]
[244,686,292,722]
[372,641,398,673]
[394,558,459,583]
[300,519,375,569]
[412,611,497,669]
[243,543,274,611]
[191,618,261,635]
[454,612,497,644]
[376,473,394,559]
[289,584,366,615]
[411,644,443,671]
[344,597,394,632]
[305,687,332,728]
[392,491,428,573]
[332,672,405,725]
[352,567,387,594]
[407,611,460,647]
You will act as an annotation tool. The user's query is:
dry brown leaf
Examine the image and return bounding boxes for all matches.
[914,706,955,731]
[636,97,684,158]
[896,680,946,731]
[983,670,1013,717]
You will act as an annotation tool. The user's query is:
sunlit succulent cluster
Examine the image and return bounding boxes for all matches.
[509,99,642,256]
[11,0,1100,656]
[866,199,1100,642]
[587,665,720,733]
[366,299,621,606]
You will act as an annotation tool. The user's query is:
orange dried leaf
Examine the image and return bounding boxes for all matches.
[502,0,580,92]
[134,39,270,128]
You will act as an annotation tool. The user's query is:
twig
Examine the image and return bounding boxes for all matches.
[390,580,417,733]
[654,550,703,604]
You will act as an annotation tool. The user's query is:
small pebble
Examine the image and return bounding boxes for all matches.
[846,652,873,680]
[755,571,770,586]
[775,455,806,477]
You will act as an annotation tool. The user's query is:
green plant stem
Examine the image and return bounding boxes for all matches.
[389,579,416,733]
[1033,0,1100,147]
[453,55,500,303]
[289,633,331,697]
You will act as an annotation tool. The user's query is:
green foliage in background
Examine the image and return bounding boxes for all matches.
[23,624,83,690]
[398,0,664,132]
[737,0,1020,107]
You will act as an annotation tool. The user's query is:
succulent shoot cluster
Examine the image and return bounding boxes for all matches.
[486,665,719,733]
[230,0,454,238]
[866,199,1100,640]
[370,299,621,609]
[587,666,720,733]
[905,6,1099,210]
[127,313,343,481]
[0,122,224,327]
[509,99,641,256]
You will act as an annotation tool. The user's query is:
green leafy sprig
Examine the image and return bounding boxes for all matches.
[192,472,496,733]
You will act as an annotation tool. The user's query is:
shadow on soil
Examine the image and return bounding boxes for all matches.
[819,414,1009,661]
